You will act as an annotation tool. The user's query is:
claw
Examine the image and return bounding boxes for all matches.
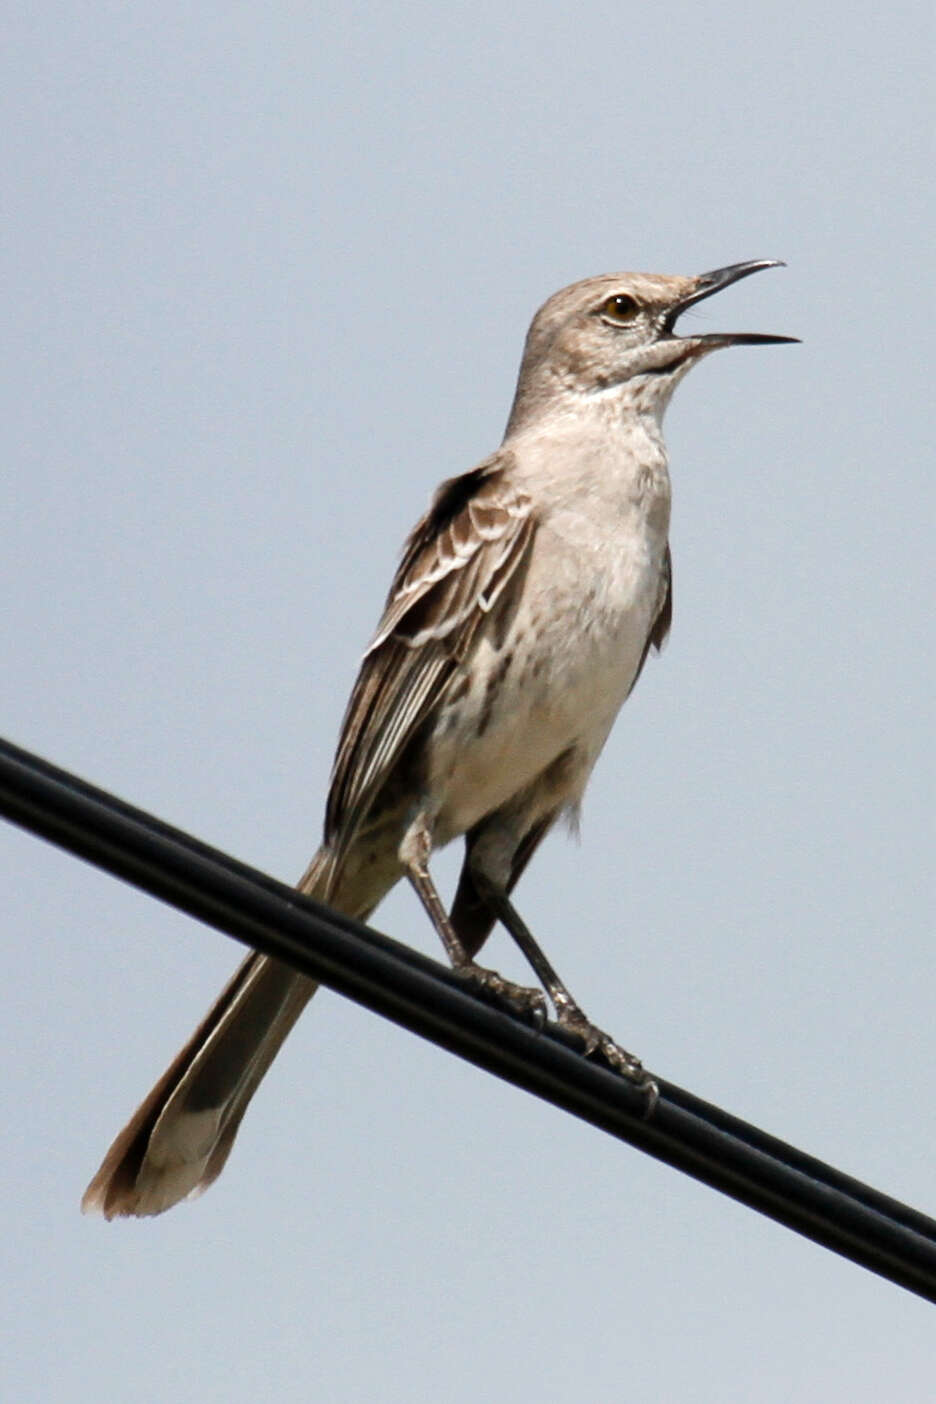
[555,1004,651,1092]
[528,998,548,1033]
[456,961,548,1024]
[638,1075,660,1117]
[597,1037,659,1111]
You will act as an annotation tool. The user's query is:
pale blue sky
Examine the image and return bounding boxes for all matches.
[3,3,934,1399]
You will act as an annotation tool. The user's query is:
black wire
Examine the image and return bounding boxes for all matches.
[2,733,935,1302]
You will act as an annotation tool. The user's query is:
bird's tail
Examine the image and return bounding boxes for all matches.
[81,846,367,1218]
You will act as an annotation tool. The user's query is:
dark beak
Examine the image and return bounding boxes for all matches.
[664,259,800,347]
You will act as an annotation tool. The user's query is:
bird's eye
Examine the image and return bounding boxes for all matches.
[599,293,640,324]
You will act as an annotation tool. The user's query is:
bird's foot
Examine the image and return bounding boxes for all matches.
[456,962,548,1025]
[554,999,657,1102]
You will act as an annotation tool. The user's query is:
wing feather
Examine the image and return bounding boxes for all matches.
[324,451,536,854]
[625,543,673,701]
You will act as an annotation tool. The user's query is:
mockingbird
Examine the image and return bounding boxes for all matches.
[83,259,795,1217]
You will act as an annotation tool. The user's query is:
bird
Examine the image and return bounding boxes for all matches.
[82,259,795,1217]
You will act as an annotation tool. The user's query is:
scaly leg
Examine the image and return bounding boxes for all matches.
[470,865,652,1089]
[399,815,547,1022]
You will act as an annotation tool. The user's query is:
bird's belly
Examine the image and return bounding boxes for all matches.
[428,534,663,840]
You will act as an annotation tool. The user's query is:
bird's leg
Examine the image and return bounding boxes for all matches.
[399,816,547,1022]
[470,865,650,1086]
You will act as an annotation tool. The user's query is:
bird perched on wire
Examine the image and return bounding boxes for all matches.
[83,259,795,1218]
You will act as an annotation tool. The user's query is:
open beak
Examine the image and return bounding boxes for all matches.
[664,259,800,348]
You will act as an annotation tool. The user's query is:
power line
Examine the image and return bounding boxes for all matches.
[2,734,935,1302]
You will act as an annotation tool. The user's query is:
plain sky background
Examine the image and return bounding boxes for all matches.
[3,3,933,1399]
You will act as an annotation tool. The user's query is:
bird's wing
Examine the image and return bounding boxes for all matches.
[625,542,672,699]
[650,543,672,652]
[324,450,537,859]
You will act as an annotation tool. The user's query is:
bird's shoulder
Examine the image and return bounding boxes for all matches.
[368,447,536,656]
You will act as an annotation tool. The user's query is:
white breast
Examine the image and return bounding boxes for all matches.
[429,425,670,840]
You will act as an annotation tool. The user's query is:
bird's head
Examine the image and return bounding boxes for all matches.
[508,260,797,432]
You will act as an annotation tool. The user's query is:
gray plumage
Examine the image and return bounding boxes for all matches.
[83,261,794,1217]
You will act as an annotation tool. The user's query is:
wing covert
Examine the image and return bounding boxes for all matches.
[324,452,536,855]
